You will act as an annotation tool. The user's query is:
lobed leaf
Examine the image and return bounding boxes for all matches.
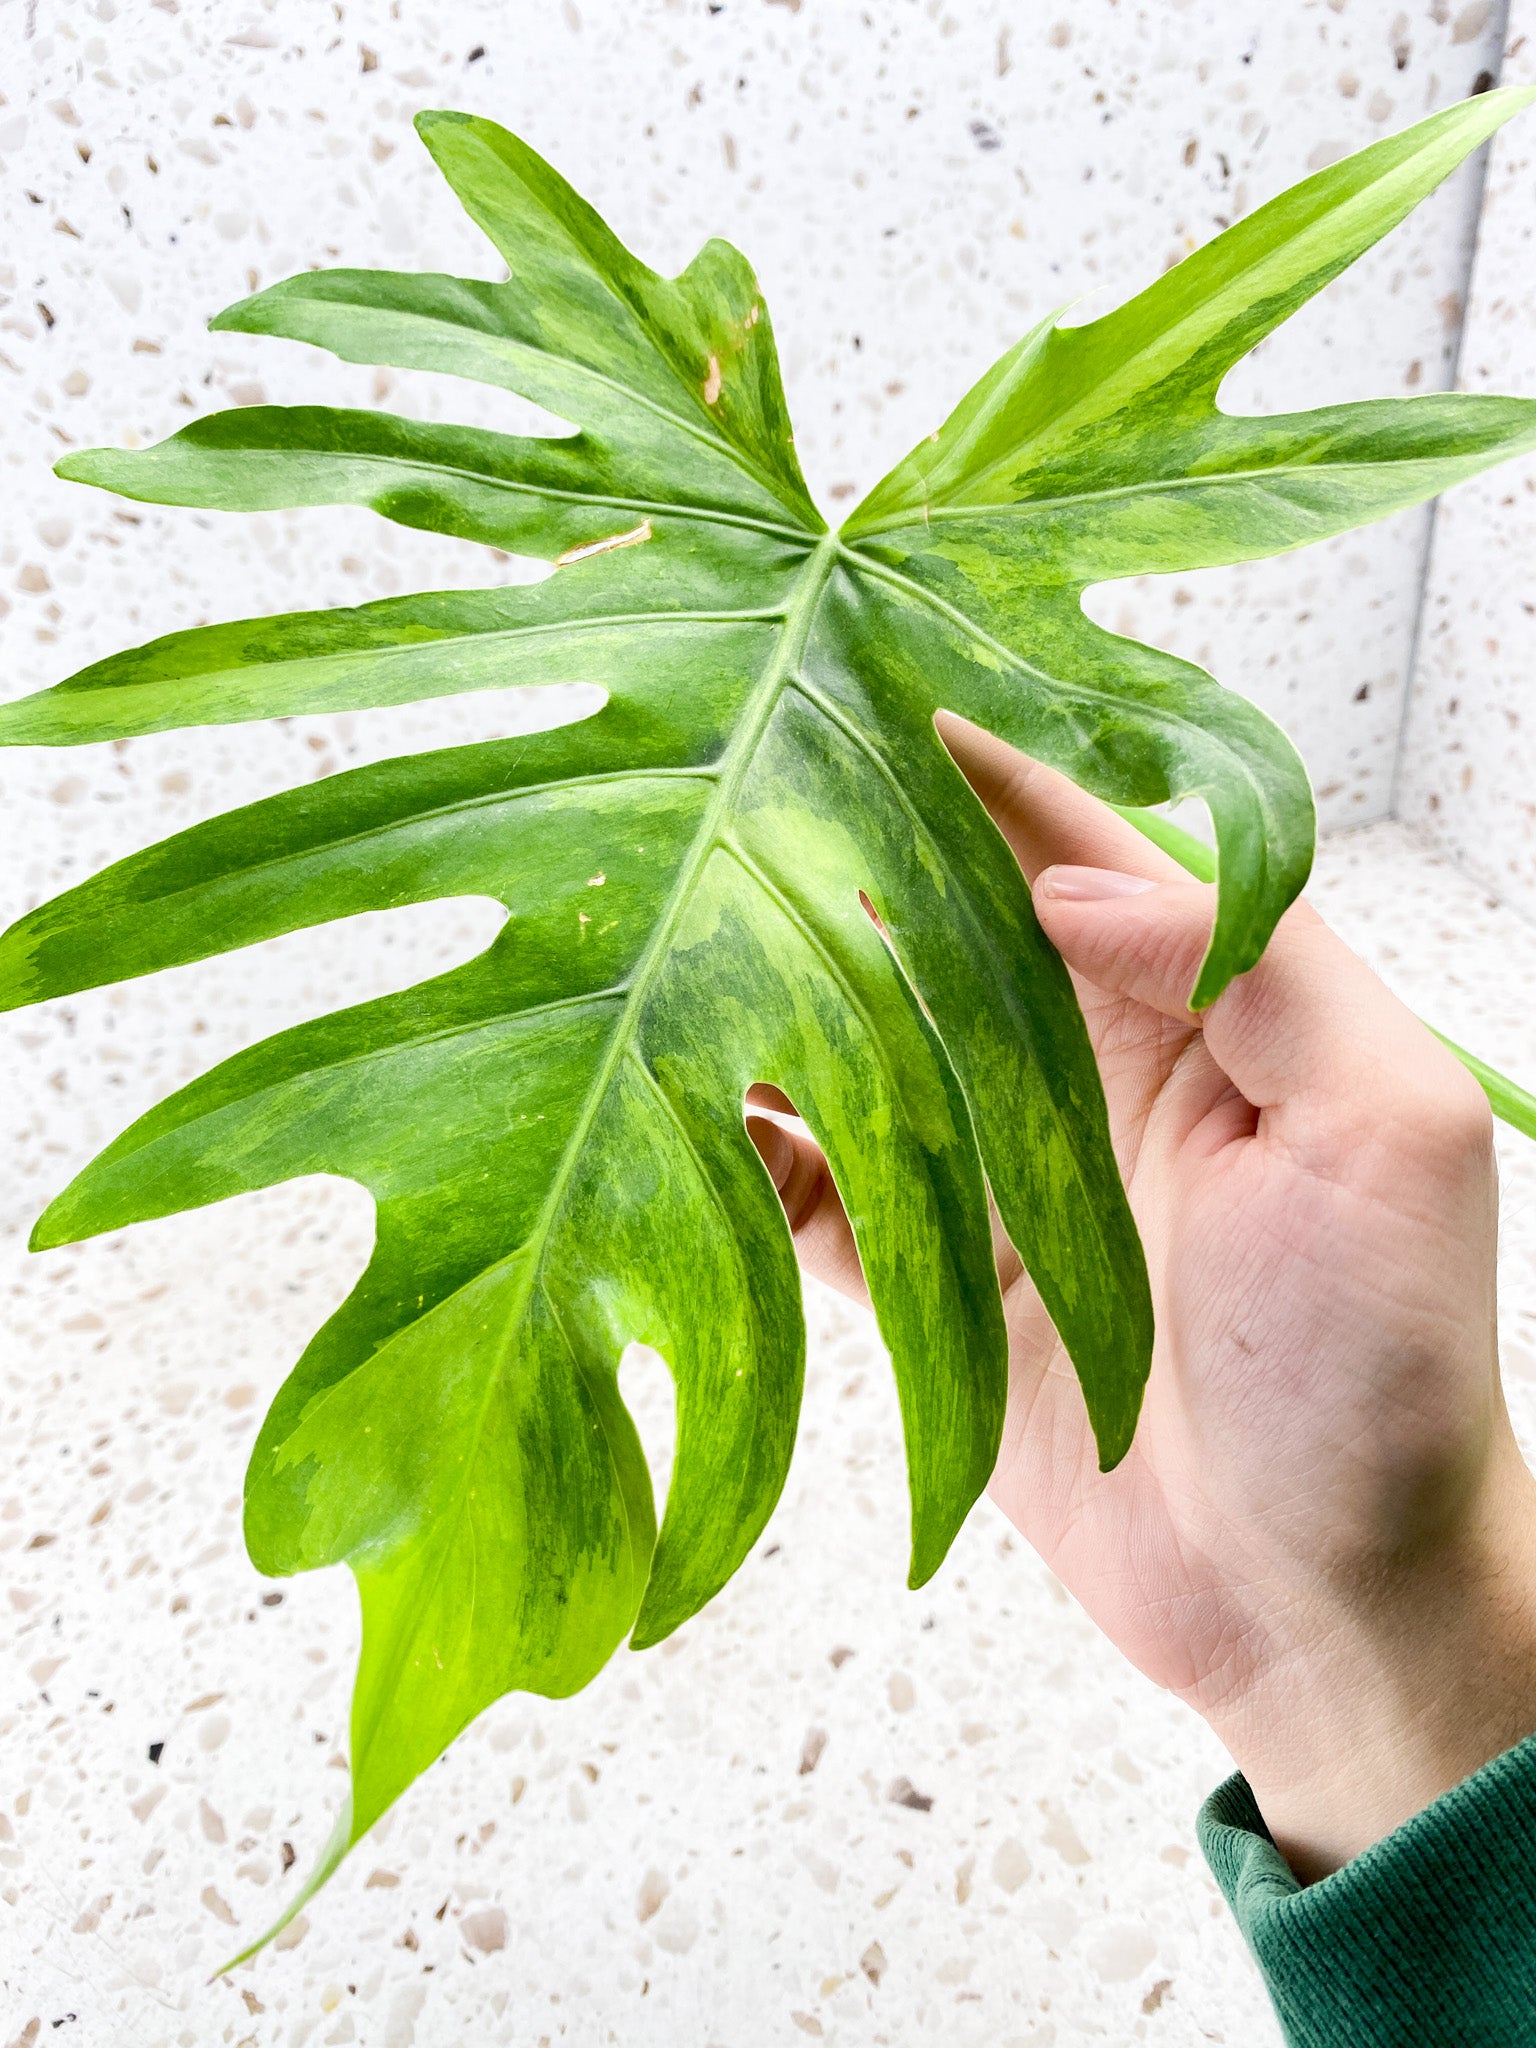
[2,93,1532,1947]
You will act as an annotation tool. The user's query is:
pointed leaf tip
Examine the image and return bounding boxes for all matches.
[53,448,102,485]
[1095,1428,1133,1478]
[412,107,460,140]
[29,1184,90,1255]
[214,1796,355,1974]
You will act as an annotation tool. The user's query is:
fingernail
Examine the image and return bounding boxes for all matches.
[1036,865,1159,902]
[747,1115,794,1190]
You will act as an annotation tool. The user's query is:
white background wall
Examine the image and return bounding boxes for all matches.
[1400,0,1536,907]
[2,4,1534,2046]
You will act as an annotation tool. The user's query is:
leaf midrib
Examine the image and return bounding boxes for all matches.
[284,535,842,1620]
[506,533,838,1297]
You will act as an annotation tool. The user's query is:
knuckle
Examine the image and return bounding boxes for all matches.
[1394,1057,1494,1167]
[1128,892,1209,1003]
[1435,1070,1496,1156]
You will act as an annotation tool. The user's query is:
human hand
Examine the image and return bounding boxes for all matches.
[747,712,1536,1881]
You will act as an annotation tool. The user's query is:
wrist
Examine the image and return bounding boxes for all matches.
[1196,1450,1536,1883]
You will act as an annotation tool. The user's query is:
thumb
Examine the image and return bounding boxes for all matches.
[1033,865,1203,1018]
[1031,864,1460,1124]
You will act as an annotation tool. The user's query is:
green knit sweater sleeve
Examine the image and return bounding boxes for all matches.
[1198,1733,1536,2046]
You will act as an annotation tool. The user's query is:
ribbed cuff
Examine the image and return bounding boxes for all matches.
[1199,1731,1536,2047]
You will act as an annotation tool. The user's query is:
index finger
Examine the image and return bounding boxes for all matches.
[934,711,1189,889]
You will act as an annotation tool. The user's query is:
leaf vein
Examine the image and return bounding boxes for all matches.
[845,449,1505,535]
[840,545,1278,828]
[129,767,720,915]
[229,439,818,545]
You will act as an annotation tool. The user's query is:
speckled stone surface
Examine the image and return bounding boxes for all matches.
[3,5,1536,2046]
[1399,0,1536,911]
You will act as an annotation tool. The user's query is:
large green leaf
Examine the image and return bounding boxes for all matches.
[2,93,1533,1948]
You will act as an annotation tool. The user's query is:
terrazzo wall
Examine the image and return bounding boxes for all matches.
[2,4,1534,2047]
[1399,0,1536,909]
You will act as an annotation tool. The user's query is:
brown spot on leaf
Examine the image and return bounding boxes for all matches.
[703,354,723,405]
[555,519,652,568]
